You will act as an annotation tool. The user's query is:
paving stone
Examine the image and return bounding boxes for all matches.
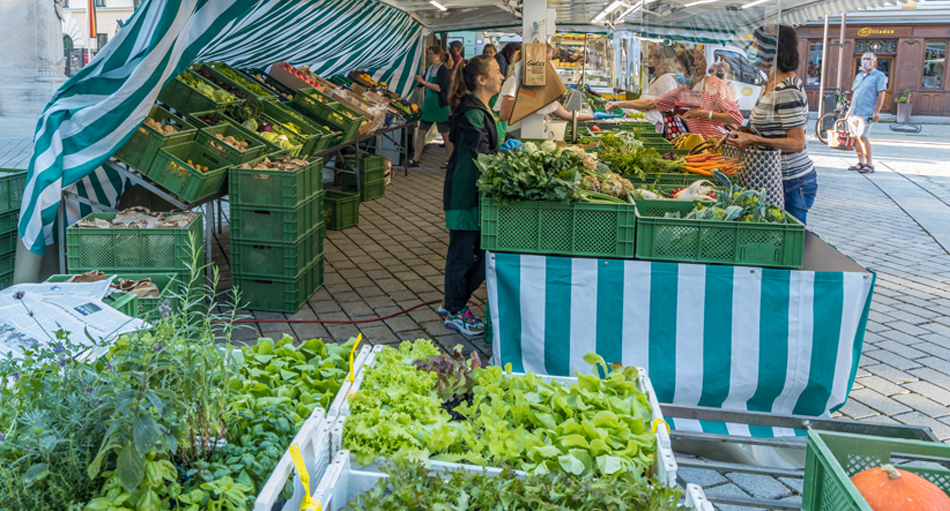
[725,473,792,500]
[341,300,374,318]
[893,392,950,419]
[837,399,880,420]
[903,381,950,407]
[358,324,401,345]
[863,350,922,371]
[701,483,756,511]
[777,477,804,495]
[874,340,928,360]
[291,322,331,342]
[678,467,728,488]
[849,388,913,416]
[864,364,919,385]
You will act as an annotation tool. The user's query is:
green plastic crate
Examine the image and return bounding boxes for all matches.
[804,430,950,511]
[342,154,386,182]
[188,110,304,158]
[0,270,11,289]
[191,63,265,103]
[147,142,229,203]
[0,229,17,257]
[480,196,637,259]
[629,173,712,189]
[66,212,203,273]
[229,156,322,209]
[0,253,14,274]
[292,89,362,145]
[229,192,322,243]
[634,199,805,268]
[341,177,386,202]
[206,63,280,101]
[324,191,360,230]
[115,105,198,172]
[267,101,337,153]
[46,273,181,320]
[158,71,241,115]
[234,256,324,313]
[100,291,138,317]
[0,209,18,233]
[262,101,335,156]
[196,124,266,165]
[231,223,323,279]
[0,169,26,214]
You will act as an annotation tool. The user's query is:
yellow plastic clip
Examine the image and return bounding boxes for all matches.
[344,334,362,383]
[651,418,670,435]
[290,444,322,511]
[346,391,356,399]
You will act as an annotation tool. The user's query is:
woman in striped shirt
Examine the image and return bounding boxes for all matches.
[724,25,818,225]
[606,48,743,137]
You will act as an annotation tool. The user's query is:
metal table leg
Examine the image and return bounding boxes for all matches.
[203,202,213,284]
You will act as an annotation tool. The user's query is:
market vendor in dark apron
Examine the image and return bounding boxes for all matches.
[409,45,453,168]
[439,54,520,336]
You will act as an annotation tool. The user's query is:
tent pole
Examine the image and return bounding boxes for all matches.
[817,14,829,116]
[521,0,551,139]
[836,12,847,92]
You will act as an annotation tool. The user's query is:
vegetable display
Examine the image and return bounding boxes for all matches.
[665,171,788,224]
[0,261,357,511]
[344,465,684,511]
[195,68,247,100]
[579,133,685,180]
[177,70,235,103]
[215,67,272,98]
[850,465,950,511]
[142,117,179,135]
[343,341,659,480]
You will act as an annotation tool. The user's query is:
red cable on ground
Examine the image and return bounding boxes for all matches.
[232,299,485,325]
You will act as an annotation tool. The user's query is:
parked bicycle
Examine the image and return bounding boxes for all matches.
[815,89,854,148]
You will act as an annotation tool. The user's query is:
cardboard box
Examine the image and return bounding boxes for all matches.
[267,62,318,92]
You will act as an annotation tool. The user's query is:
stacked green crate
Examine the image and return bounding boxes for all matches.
[0,169,26,289]
[229,156,325,313]
[341,154,386,202]
[65,212,203,312]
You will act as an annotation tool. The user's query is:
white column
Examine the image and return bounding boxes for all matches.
[0,0,68,117]
[521,0,554,139]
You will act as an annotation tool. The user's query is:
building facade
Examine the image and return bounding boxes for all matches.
[60,0,135,51]
[800,0,950,115]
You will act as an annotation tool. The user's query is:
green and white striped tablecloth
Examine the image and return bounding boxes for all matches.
[486,252,876,437]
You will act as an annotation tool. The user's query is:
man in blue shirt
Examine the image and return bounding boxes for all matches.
[847,53,888,173]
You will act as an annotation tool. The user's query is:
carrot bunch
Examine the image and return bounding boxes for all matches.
[683,154,742,176]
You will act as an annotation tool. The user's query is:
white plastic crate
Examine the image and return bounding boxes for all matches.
[253,343,373,511]
[339,347,678,486]
[313,450,710,511]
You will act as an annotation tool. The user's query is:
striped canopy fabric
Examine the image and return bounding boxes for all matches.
[486,252,876,437]
[20,0,424,254]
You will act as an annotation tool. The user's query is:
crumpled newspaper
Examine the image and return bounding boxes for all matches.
[67,270,161,298]
[76,207,197,229]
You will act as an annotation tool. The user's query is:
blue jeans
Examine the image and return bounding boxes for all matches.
[784,171,818,225]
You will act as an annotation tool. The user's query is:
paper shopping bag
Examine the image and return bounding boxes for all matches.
[510,62,567,125]
[522,43,548,86]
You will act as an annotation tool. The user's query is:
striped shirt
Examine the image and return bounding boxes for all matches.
[653,76,743,137]
[749,76,815,181]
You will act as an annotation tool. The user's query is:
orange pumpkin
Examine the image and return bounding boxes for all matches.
[851,465,950,511]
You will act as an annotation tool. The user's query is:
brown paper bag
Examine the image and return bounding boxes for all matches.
[510,62,567,125]
[522,43,548,86]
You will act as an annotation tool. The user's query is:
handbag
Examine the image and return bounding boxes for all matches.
[661,111,688,141]
[735,145,785,209]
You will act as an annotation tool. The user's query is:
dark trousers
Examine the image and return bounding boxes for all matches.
[444,230,485,314]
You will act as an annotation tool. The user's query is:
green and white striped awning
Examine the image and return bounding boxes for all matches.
[20,0,424,254]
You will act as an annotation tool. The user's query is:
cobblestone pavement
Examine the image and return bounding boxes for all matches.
[217,148,494,361]
[5,117,950,509]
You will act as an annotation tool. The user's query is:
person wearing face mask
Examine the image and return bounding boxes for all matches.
[636,48,678,132]
[712,61,738,107]
[606,48,742,137]
[846,53,887,173]
[724,25,818,224]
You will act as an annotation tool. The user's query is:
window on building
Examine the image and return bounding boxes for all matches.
[96,33,108,50]
[923,41,946,88]
[95,0,106,6]
[807,42,823,86]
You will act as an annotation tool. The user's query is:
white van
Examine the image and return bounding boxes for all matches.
[705,44,767,114]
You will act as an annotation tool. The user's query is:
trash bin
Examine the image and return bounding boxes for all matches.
[821,92,838,116]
